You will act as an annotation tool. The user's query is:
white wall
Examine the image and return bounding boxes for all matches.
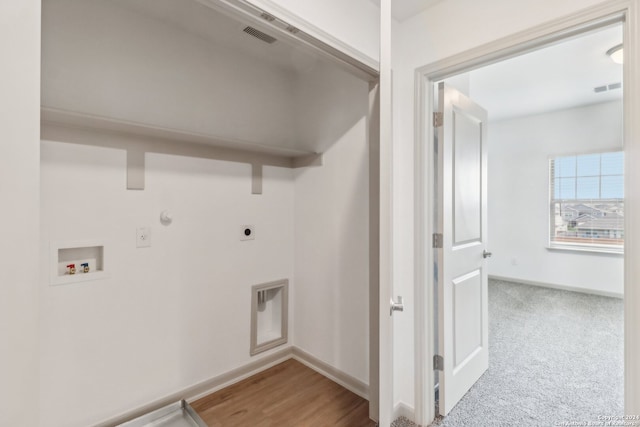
[42,0,298,149]
[0,2,40,427]
[391,0,619,414]
[39,141,295,426]
[249,0,380,63]
[38,66,372,427]
[488,101,624,296]
[39,2,373,424]
[293,64,371,383]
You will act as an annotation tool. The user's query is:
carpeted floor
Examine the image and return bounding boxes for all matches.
[392,279,624,427]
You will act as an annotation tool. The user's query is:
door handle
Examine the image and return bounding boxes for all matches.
[483,250,492,258]
[390,296,404,316]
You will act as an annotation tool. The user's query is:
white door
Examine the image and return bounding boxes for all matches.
[435,82,489,416]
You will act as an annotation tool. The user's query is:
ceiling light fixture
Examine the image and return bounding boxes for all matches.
[607,43,624,64]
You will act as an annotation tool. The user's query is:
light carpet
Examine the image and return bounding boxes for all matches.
[392,279,624,427]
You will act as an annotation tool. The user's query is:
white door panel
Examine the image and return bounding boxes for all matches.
[436,83,489,416]
[453,109,483,245]
[452,269,483,369]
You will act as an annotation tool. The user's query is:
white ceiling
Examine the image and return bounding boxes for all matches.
[368,0,444,22]
[102,0,622,122]
[458,25,623,121]
[113,0,323,74]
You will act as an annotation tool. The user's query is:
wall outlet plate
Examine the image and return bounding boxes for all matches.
[240,225,255,241]
[137,227,151,248]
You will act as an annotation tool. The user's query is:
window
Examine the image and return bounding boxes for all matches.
[549,151,624,252]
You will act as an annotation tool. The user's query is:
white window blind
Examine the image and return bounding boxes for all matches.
[549,151,624,252]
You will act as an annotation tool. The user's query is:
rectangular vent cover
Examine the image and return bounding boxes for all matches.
[243,26,277,44]
[594,82,622,93]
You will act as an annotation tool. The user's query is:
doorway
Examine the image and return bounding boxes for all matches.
[434,22,624,425]
[413,4,639,426]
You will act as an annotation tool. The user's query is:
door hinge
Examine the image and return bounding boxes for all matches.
[433,354,444,371]
[433,112,443,127]
[432,233,443,248]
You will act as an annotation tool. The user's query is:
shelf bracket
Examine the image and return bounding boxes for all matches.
[127,149,145,190]
[252,163,263,195]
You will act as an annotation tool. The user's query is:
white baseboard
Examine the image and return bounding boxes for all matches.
[93,346,293,427]
[92,345,369,426]
[489,275,623,299]
[393,401,416,424]
[292,346,369,400]
[185,348,293,403]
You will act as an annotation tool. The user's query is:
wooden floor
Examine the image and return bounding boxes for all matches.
[192,359,377,427]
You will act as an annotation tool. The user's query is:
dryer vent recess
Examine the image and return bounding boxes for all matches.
[241,225,255,241]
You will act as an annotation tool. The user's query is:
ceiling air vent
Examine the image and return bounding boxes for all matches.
[243,26,277,44]
[594,82,622,93]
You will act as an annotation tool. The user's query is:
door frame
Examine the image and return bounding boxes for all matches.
[413,1,640,424]
[377,0,393,424]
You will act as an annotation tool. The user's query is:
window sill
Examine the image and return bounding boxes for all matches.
[547,244,624,255]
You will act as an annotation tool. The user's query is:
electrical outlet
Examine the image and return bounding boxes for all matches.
[240,225,255,241]
[511,257,518,266]
[137,227,151,248]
